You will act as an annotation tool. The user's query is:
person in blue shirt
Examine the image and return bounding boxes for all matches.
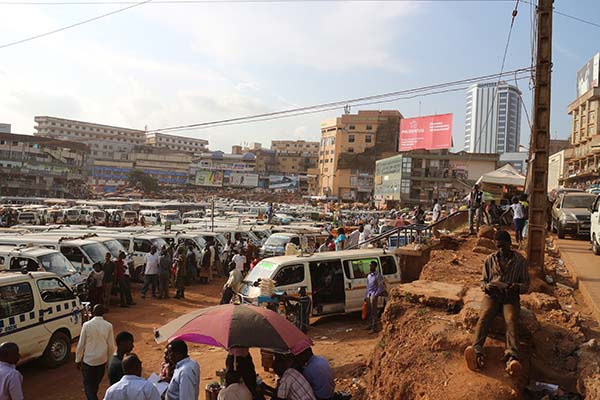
[365,261,384,333]
[294,348,335,400]
[165,340,200,400]
[334,228,346,251]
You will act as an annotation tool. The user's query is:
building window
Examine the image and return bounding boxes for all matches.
[366,125,373,131]
[348,135,355,143]
[348,148,354,153]
[349,125,356,130]
[365,135,372,143]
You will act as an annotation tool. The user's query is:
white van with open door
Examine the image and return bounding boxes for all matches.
[240,249,401,316]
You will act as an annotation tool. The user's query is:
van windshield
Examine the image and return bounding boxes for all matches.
[82,243,108,263]
[245,260,279,283]
[264,235,291,247]
[102,240,127,257]
[39,253,77,276]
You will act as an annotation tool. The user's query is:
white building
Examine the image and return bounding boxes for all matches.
[464,82,522,154]
[34,116,146,161]
[146,132,208,154]
[548,149,572,191]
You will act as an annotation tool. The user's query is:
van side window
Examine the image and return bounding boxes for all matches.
[10,258,40,272]
[274,264,305,287]
[380,256,397,275]
[117,239,130,249]
[291,237,301,246]
[134,240,152,253]
[37,278,74,302]
[0,283,34,318]
[347,258,379,279]
[0,256,5,267]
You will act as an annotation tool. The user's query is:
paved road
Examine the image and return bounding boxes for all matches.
[557,237,600,320]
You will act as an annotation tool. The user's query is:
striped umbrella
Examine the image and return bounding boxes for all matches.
[154,303,312,355]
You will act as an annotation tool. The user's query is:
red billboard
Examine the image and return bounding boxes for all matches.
[398,113,453,151]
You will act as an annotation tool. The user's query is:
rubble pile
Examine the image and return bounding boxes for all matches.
[364,231,598,400]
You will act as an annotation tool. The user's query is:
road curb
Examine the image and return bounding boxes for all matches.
[557,241,600,323]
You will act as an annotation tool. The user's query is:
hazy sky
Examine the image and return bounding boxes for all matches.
[1,0,599,151]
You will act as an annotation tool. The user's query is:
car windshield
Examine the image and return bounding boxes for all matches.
[102,239,126,257]
[82,243,108,263]
[67,210,79,215]
[39,252,77,276]
[563,195,596,209]
[244,260,279,283]
[264,235,291,247]
[151,238,168,248]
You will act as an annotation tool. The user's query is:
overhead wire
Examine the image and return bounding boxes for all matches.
[147,67,533,134]
[0,0,152,50]
[468,0,520,154]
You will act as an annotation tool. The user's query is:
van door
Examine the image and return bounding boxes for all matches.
[35,277,80,364]
[308,259,345,315]
[592,196,600,252]
[343,257,382,313]
[0,281,47,362]
[272,263,308,294]
[379,254,401,285]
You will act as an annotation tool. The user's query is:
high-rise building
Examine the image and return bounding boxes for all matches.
[464,82,522,154]
[317,110,402,201]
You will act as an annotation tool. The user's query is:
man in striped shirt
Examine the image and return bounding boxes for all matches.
[464,230,529,377]
[271,354,316,400]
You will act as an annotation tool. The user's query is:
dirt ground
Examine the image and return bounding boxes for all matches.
[21,277,377,400]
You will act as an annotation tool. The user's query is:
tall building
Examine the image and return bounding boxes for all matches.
[318,110,402,201]
[464,82,522,154]
[34,116,146,161]
[146,132,208,154]
[271,140,319,155]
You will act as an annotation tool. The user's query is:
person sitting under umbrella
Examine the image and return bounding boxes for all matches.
[226,347,257,398]
[293,348,334,400]
[217,369,252,400]
[260,354,316,400]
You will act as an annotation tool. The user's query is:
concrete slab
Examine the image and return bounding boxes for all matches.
[393,280,466,309]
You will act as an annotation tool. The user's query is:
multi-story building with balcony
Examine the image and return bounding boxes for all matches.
[0,132,88,197]
[146,132,208,154]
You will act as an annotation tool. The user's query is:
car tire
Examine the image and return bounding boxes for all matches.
[557,224,566,239]
[593,234,600,256]
[43,331,71,368]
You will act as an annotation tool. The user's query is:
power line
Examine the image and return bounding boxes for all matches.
[0,0,517,4]
[0,0,151,50]
[468,0,519,154]
[146,68,533,134]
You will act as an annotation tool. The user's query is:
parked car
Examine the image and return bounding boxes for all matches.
[551,192,597,238]
[590,195,600,255]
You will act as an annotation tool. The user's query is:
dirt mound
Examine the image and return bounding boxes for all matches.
[420,236,487,285]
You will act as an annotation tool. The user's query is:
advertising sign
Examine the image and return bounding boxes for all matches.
[577,53,600,98]
[269,175,298,189]
[195,170,223,187]
[229,172,259,187]
[398,113,453,151]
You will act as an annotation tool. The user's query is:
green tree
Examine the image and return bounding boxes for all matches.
[129,169,159,193]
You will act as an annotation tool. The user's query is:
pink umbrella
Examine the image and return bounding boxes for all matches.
[154,303,312,355]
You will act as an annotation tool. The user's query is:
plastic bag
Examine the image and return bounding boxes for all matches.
[361,299,368,320]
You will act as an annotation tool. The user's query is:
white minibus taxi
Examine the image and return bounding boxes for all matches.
[240,249,401,316]
[0,271,83,367]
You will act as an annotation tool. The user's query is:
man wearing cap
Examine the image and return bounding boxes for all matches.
[464,230,529,377]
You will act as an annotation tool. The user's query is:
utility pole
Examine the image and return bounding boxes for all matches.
[526,0,553,274]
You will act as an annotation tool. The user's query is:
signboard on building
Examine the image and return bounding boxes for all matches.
[269,175,298,189]
[577,53,600,98]
[398,114,453,151]
[195,170,223,187]
[228,172,259,187]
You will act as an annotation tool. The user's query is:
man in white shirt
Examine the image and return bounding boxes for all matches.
[165,340,200,400]
[142,246,160,299]
[232,249,246,273]
[76,305,115,400]
[104,354,160,400]
[432,199,442,223]
[217,370,252,400]
[358,225,370,249]
[347,228,360,248]
[0,342,23,400]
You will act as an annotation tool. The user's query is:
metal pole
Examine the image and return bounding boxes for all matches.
[526,0,553,273]
[211,197,215,232]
